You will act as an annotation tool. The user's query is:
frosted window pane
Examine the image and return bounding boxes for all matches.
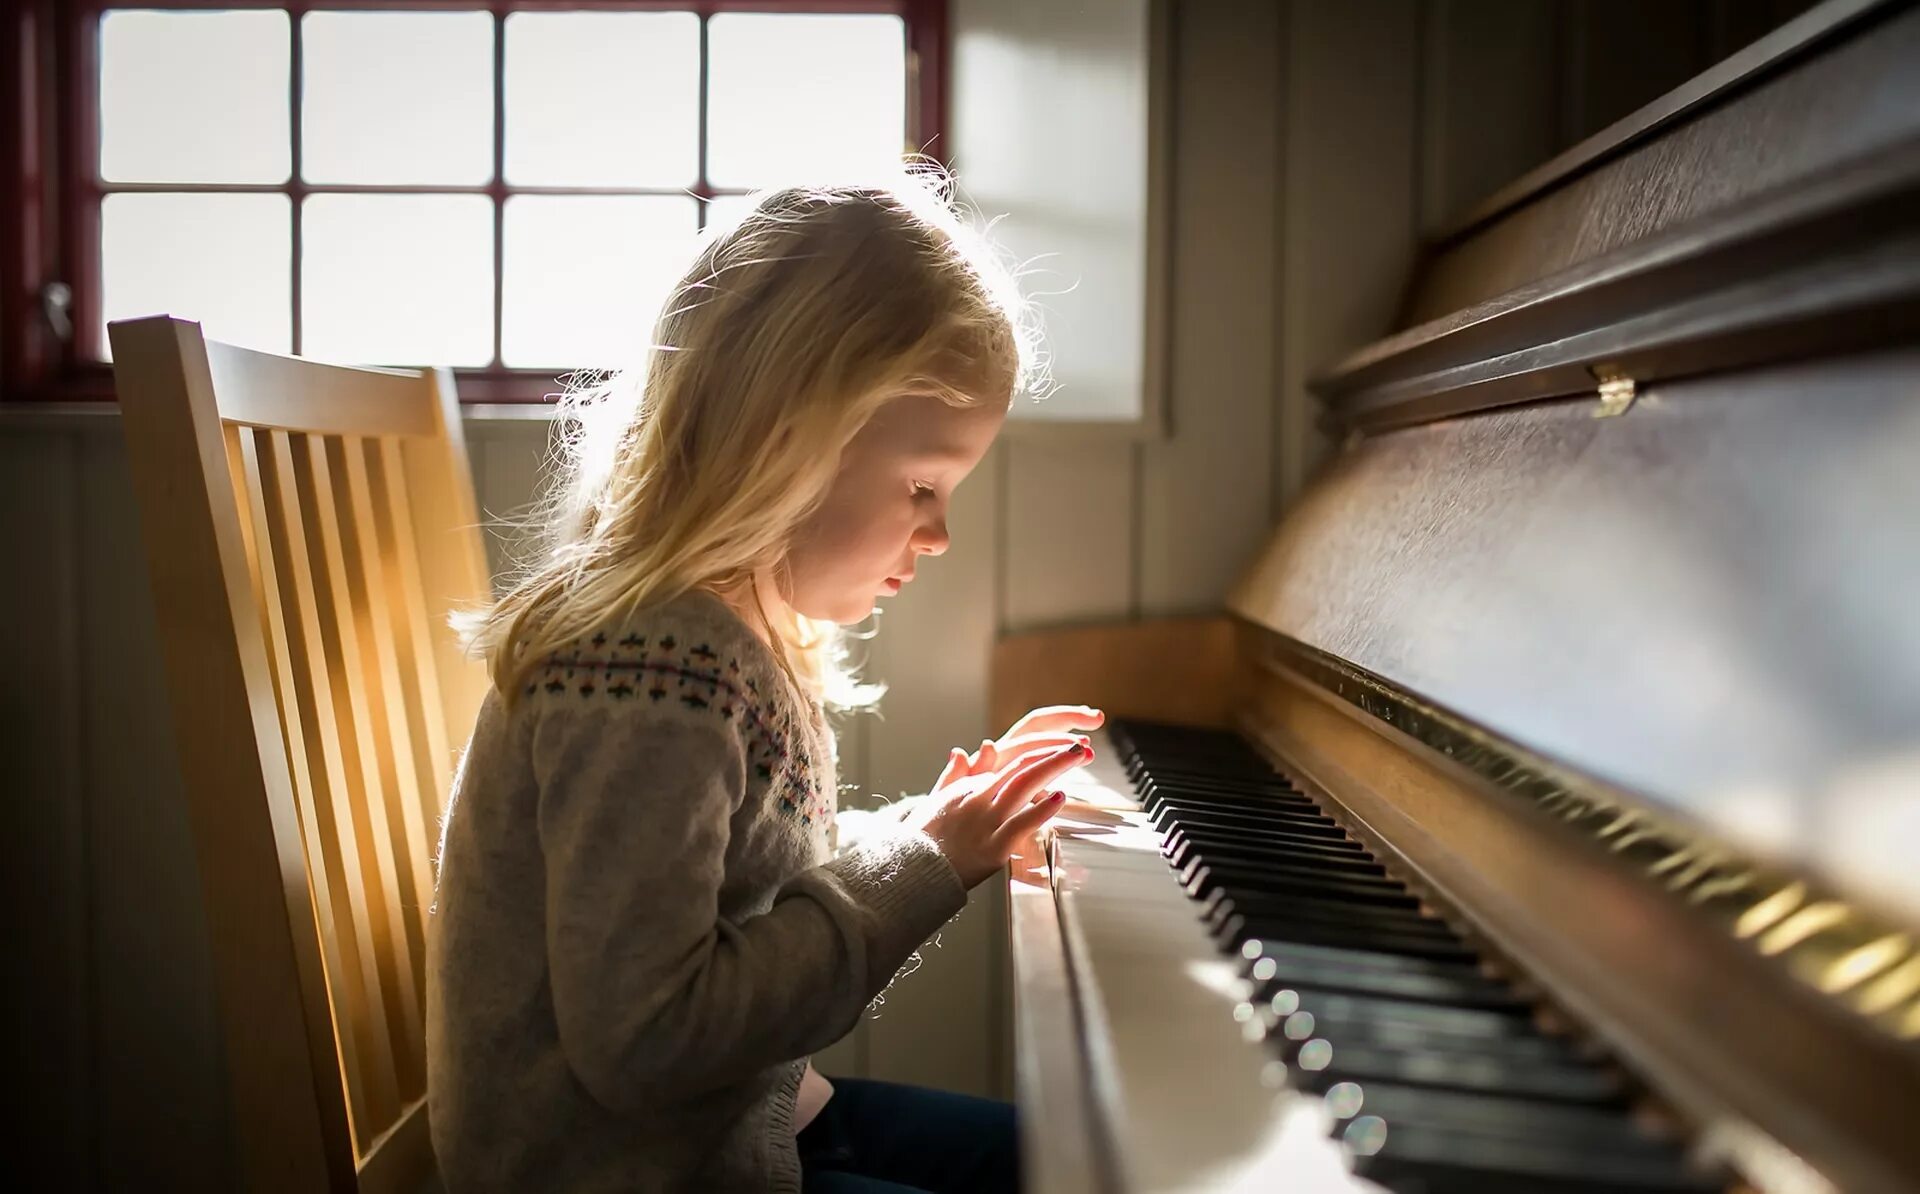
[100,193,290,359]
[702,194,756,236]
[302,12,493,185]
[707,14,906,189]
[99,11,289,184]
[302,195,493,366]
[503,196,699,369]
[505,13,699,187]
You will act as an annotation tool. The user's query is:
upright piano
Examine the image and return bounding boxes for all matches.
[1001,3,1920,1191]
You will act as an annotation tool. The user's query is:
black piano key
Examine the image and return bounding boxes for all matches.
[1287,1005,1575,1063]
[1142,769,1306,789]
[1159,817,1374,856]
[1243,939,1489,980]
[1146,790,1327,819]
[1145,782,1320,810]
[1138,774,1315,798]
[1349,1119,1721,1193]
[1122,740,1265,764]
[1291,1038,1624,1104]
[1221,918,1476,964]
[1220,914,1467,956]
[1263,986,1535,1039]
[1152,813,1367,852]
[1189,864,1420,909]
[1209,892,1457,939]
[1333,1081,1669,1153]
[1164,820,1373,856]
[1186,854,1404,891]
[1186,860,1398,897]
[1164,819,1378,854]
[1182,849,1392,889]
[1250,959,1527,1011]
[1147,792,1344,823]
[1230,933,1475,969]
[1170,838,1390,877]
[1137,765,1308,788]
[1153,799,1343,834]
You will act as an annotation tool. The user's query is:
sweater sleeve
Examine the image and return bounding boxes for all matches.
[534,701,967,1115]
[833,793,935,857]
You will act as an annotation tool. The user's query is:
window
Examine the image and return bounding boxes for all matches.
[2,1,946,401]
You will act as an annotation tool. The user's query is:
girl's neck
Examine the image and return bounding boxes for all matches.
[705,572,784,651]
[703,574,825,715]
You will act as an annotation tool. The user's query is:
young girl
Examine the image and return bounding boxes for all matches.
[427,175,1102,1193]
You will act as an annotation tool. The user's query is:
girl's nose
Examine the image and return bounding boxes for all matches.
[915,517,950,557]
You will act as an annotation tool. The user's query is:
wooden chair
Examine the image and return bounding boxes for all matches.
[108,316,494,1193]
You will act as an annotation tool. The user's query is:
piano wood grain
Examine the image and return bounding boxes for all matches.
[1408,0,1920,322]
[1234,348,1920,932]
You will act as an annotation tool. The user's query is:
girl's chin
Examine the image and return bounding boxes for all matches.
[792,596,884,626]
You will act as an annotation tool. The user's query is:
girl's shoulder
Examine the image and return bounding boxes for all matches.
[517,588,799,734]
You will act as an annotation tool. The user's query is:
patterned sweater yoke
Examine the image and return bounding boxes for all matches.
[524,602,838,832]
[426,589,968,1193]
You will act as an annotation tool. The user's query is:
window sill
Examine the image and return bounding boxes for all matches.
[5,363,1166,440]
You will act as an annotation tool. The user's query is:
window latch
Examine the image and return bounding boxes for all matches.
[40,281,73,344]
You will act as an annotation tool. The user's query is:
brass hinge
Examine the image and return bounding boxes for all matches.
[1592,366,1637,418]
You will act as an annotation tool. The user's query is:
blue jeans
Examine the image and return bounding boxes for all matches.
[796,1077,1021,1194]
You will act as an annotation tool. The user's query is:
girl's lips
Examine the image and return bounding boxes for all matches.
[882,577,903,594]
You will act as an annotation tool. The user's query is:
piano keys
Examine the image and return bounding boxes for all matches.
[1108,718,1719,1193]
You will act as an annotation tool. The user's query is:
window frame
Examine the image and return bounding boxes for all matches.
[1,0,948,403]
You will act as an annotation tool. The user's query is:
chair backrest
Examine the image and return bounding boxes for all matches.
[108,316,494,1193]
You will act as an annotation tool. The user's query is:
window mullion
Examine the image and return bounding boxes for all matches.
[695,10,711,228]
[289,5,304,356]
[491,8,506,369]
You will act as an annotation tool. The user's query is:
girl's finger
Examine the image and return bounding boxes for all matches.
[986,741,1088,813]
[1006,705,1106,740]
[995,789,1069,849]
[979,742,1076,806]
[934,746,968,791]
[985,733,1085,770]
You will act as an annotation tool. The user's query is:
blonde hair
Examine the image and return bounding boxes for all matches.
[466,171,1038,709]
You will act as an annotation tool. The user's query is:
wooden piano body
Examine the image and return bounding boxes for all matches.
[1002,3,1920,1191]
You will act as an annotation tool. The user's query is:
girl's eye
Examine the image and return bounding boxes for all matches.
[911,481,936,500]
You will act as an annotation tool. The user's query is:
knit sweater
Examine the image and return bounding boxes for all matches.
[426,590,969,1192]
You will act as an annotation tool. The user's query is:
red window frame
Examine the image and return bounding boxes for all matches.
[1,0,948,403]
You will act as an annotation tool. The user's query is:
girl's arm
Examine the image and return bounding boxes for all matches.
[535,702,966,1116]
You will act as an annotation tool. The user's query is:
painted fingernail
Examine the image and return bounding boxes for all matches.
[1049,791,1066,803]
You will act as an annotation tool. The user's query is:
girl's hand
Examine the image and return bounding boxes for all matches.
[908,741,1091,888]
[932,705,1107,796]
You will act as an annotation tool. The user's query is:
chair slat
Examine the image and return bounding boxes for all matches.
[369,440,458,828]
[307,434,429,1103]
[338,438,439,1055]
[207,341,437,438]
[400,368,493,759]
[263,428,404,1138]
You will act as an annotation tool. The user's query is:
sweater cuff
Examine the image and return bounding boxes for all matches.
[827,825,968,977]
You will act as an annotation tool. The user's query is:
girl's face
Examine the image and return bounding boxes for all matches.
[786,392,1006,625]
